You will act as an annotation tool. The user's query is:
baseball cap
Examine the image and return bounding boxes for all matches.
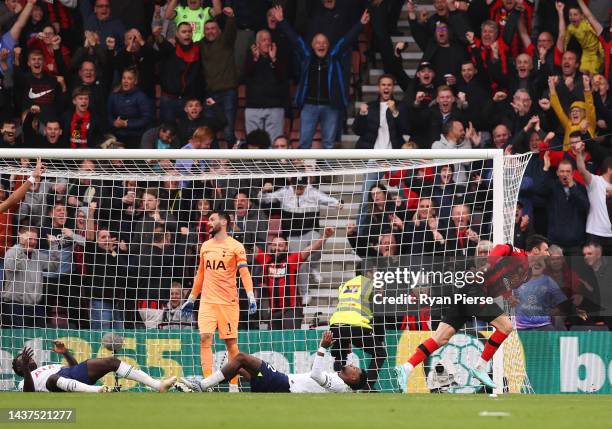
[417,61,433,72]
[293,177,309,187]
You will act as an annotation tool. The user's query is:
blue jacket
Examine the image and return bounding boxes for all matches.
[279,19,362,109]
[80,0,126,49]
[108,88,153,138]
[536,172,590,248]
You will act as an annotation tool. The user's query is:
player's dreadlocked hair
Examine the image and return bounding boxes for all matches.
[12,355,24,377]
[350,368,369,391]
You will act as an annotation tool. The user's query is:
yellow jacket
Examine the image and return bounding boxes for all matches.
[565,19,604,74]
[550,91,596,151]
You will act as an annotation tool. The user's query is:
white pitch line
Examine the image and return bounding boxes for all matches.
[478,411,511,417]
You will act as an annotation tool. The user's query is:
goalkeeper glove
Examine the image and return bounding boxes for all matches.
[247,292,257,315]
[181,295,195,318]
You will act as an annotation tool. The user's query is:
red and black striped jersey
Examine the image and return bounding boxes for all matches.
[256,249,304,311]
[483,244,528,298]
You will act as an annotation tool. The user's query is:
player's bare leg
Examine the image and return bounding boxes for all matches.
[87,357,176,392]
[470,315,513,388]
[224,338,240,392]
[183,352,262,392]
[200,333,214,377]
[395,323,455,393]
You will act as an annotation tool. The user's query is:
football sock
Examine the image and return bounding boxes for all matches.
[201,341,213,377]
[116,361,161,391]
[56,376,101,393]
[227,342,240,386]
[407,338,440,367]
[476,330,509,370]
[200,370,225,390]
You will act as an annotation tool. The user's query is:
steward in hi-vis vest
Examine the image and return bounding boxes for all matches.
[329,275,387,390]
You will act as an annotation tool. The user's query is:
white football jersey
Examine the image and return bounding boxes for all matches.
[288,372,352,393]
[18,364,62,392]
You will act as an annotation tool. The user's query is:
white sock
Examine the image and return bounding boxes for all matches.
[200,370,226,390]
[116,361,161,391]
[56,376,101,393]
[402,362,414,374]
[475,357,488,371]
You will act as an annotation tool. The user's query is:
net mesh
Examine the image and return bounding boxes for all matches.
[0,151,532,393]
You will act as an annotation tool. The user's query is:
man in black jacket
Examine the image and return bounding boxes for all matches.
[244,29,289,141]
[411,85,467,149]
[154,22,205,123]
[352,74,408,150]
[536,158,590,256]
[85,228,131,330]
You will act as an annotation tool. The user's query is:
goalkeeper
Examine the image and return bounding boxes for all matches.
[12,341,175,392]
[181,211,256,392]
[181,331,367,393]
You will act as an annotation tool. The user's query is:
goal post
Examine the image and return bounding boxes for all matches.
[0,148,531,393]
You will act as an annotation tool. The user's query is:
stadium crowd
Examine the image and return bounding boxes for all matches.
[0,0,610,334]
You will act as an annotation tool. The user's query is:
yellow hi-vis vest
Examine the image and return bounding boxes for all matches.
[329,276,374,329]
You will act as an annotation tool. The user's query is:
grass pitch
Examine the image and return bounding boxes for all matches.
[1,393,609,429]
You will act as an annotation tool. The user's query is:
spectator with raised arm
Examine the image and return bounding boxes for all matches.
[576,0,611,84]
[518,2,565,75]
[575,144,612,255]
[177,96,226,146]
[564,2,604,76]
[200,7,239,147]
[548,74,596,151]
[255,227,335,329]
[537,157,590,255]
[79,0,125,50]
[153,22,205,123]
[164,0,221,43]
[411,85,467,149]
[26,24,69,78]
[352,74,408,150]
[244,29,289,141]
[259,177,342,302]
[111,29,156,98]
[271,5,369,149]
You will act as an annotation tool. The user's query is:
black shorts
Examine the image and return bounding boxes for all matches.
[249,361,290,393]
[441,300,505,331]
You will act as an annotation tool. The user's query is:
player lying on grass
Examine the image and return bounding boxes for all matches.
[181,331,367,393]
[12,340,176,392]
[396,236,551,391]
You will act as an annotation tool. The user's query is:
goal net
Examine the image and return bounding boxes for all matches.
[0,149,531,393]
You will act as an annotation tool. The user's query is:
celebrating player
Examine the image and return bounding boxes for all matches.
[12,340,176,392]
[395,235,551,391]
[0,158,44,214]
[181,331,367,393]
[181,210,256,392]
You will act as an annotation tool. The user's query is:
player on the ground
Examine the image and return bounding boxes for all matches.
[181,331,367,393]
[0,158,44,213]
[181,210,256,392]
[395,235,551,391]
[12,340,176,392]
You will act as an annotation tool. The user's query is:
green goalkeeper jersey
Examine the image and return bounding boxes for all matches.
[174,6,214,42]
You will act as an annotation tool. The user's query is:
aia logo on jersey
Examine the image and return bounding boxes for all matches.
[206,260,227,270]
